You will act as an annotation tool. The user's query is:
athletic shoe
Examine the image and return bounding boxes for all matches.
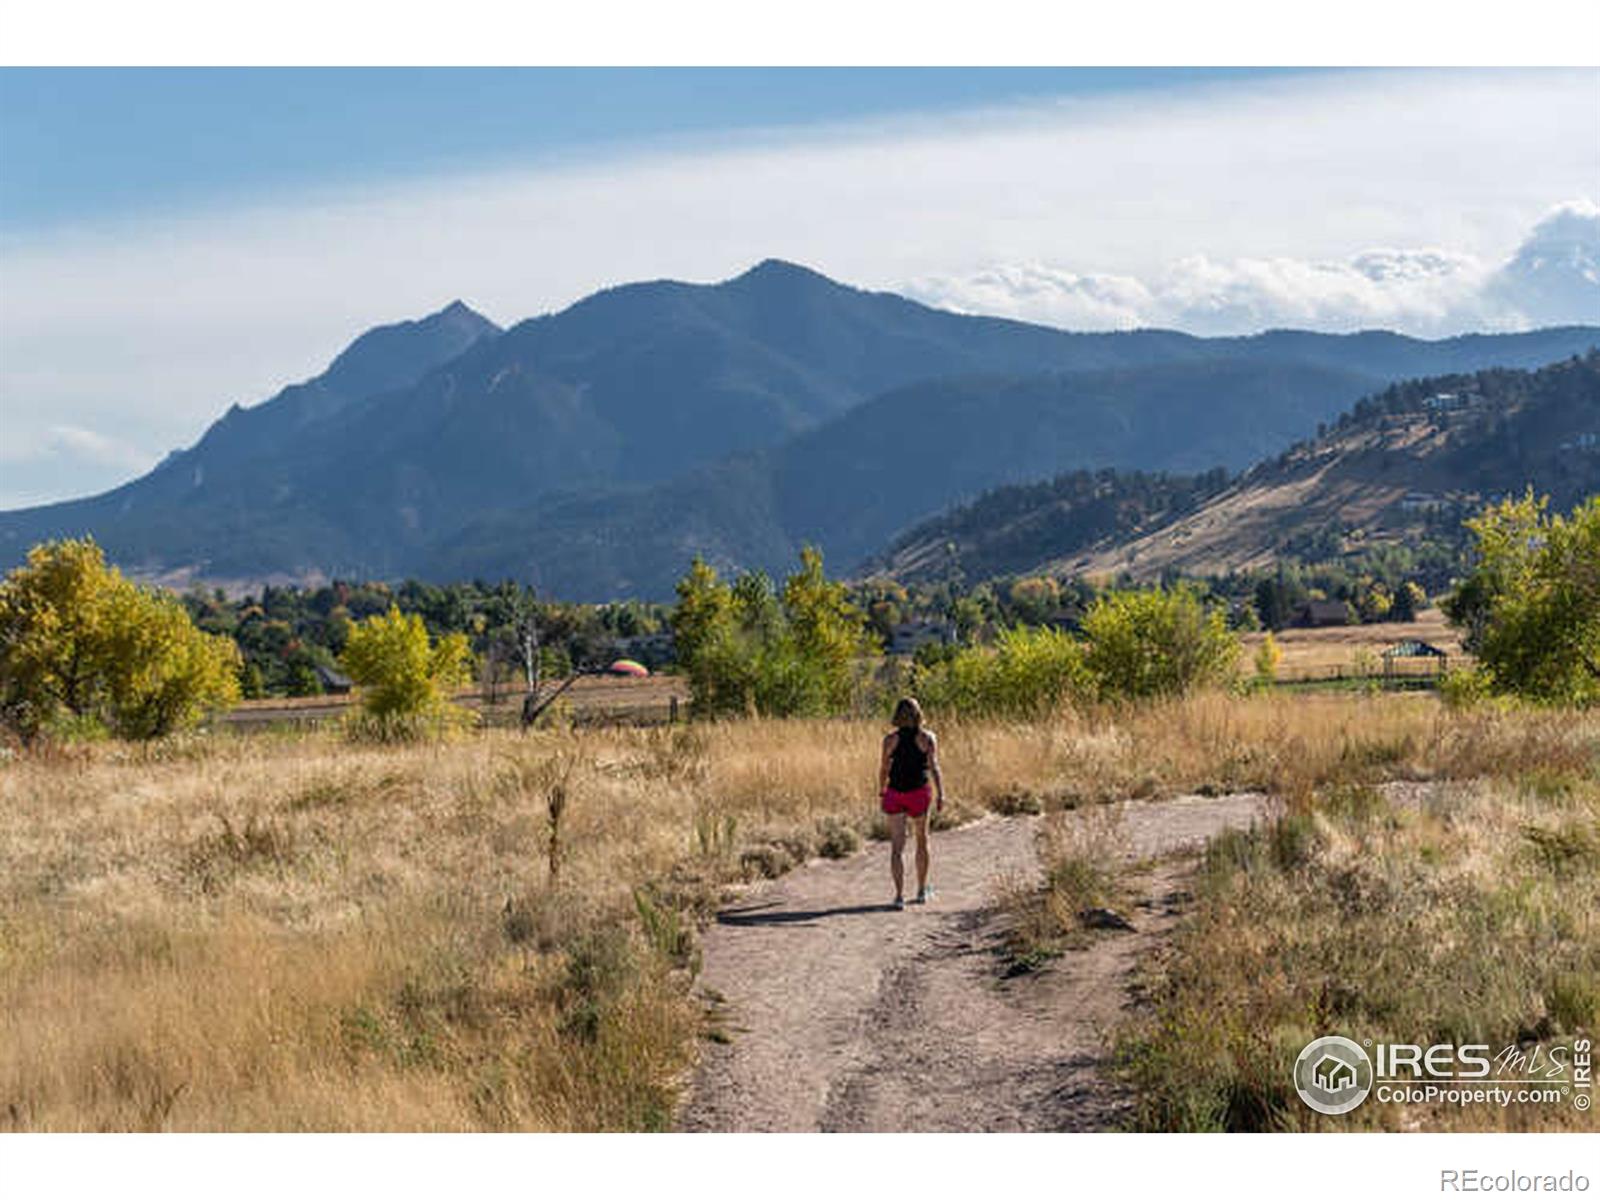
[892,896,905,911]
[913,886,934,904]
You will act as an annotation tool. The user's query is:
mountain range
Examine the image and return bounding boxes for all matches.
[2,260,1597,599]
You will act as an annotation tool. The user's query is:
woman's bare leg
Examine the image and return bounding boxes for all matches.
[888,812,907,900]
[913,814,930,894]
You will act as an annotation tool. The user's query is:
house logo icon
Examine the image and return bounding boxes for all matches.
[1294,1036,1374,1115]
[1313,1053,1357,1093]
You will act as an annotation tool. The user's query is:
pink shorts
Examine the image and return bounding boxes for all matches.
[881,784,933,818]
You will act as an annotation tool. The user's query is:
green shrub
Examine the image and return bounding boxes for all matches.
[915,624,1089,717]
[1081,586,1239,701]
[815,817,861,859]
[1439,666,1494,710]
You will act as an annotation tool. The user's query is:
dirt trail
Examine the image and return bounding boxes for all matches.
[677,793,1272,1132]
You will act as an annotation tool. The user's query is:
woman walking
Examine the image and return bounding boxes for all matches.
[878,697,944,910]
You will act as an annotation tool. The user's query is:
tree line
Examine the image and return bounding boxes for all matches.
[4,489,1599,743]
[179,578,671,699]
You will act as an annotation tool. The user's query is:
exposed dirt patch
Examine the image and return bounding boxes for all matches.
[678,793,1272,1132]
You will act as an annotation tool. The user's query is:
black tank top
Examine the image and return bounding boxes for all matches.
[888,727,929,791]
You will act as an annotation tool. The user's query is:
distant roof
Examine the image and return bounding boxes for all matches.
[1383,640,1448,658]
[315,664,354,687]
[1303,600,1349,618]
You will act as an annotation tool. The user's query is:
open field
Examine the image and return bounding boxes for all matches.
[2,693,1594,1131]
[1238,608,1466,682]
[225,673,689,729]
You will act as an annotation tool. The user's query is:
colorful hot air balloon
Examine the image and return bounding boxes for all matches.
[608,659,649,677]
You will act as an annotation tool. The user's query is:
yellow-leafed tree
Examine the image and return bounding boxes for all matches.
[0,538,241,741]
[1254,631,1283,684]
[340,606,472,736]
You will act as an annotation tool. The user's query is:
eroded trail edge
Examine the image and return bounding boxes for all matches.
[677,794,1271,1132]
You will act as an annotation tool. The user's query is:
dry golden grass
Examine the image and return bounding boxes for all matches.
[1,693,1594,1131]
[1116,764,1600,1131]
[1097,696,1600,1133]
[0,715,1084,1130]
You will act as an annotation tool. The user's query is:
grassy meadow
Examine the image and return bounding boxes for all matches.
[1237,608,1466,682]
[1,692,1595,1131]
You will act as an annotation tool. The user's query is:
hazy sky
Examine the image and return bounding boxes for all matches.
[1,66,1597,509]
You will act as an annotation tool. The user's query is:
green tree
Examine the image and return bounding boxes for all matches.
[1391,581,1425,623]
[1444,492,1600,705]
[670,558,750,716]
[1443,490,1545,656]
[1356,581,1393,624]
[240,661,266,700]
[781,546,879,714]
[1253,570,1307,631]
[1080,586,1239,701]
[340,606,472,734]
[669,548,876,718]
[1007,575,1061,625]
[0,538,240,741]
[670,557,734,667]
[286,661,323,698]
[951,594,990,643]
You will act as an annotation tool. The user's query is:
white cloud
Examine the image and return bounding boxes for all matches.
[903,248,1501,334]
[39,425,154,469]
[0,425,158,510]
[905,203,1600,336]
[1,68,1597,506]
[1487,199,1600,326]
[905,265,1156,329]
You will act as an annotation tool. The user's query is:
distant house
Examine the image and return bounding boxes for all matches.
[1384,640,1447,659]
[887,619,957,656]
[1296,600,1351,628]
[1400,490,1442,513]
[314,665,353,695]
[1382,639,1449,678]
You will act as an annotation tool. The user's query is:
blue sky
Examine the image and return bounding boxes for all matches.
[0,67,1596,509]
[0,67,1322,232]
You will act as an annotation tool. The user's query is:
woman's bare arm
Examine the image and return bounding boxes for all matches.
[924,730,944,809]
[878,733,894,794]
